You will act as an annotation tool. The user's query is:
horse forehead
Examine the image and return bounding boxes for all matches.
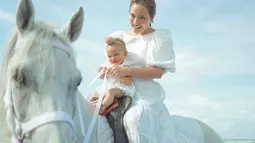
[15,37,73,58]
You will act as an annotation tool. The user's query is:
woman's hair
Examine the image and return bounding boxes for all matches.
[129,0,156,20]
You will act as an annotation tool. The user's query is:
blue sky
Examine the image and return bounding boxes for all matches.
[1,0,255,139]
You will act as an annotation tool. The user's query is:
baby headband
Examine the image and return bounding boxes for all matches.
[105,36,126,49]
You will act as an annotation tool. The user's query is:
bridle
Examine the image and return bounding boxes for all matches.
[4,40,77,143]
[4,38,108,143]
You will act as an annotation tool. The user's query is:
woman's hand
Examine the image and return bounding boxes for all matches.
[106,66,129,78]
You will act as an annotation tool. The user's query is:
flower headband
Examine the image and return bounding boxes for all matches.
[104,36,126,50]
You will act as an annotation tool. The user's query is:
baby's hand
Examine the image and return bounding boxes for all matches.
[90,92,100,103]
[90,97,98,103]
[98,66,106,79]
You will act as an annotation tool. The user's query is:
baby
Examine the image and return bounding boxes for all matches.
[91,36,135,115]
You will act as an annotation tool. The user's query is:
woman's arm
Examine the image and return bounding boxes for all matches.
[108,66,165,80]
[126,66,165,80]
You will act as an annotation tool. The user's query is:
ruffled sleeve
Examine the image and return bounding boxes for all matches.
[109,31,124,39]
[146,29,176,73]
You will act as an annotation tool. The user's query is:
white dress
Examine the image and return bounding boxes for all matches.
[108,29,204,143]
[100,61,135,97]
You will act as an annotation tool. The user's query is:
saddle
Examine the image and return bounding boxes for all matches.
[105,96,132,143]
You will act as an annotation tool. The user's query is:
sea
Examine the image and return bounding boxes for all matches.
[224,139,255,143]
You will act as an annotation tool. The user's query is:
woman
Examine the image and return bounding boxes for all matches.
[102,0,204,142]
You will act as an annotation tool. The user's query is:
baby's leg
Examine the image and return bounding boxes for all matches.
[100,94,115,114]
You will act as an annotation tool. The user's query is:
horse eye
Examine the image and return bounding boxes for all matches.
[77,77,82,87]
[12,67,30,86]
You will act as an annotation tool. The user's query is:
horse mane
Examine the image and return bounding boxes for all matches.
[0,21,75,137]
[0,31,18,136]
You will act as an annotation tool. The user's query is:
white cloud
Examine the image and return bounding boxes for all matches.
[0,9,14,22]
[162,42,255,83]
[163,1,255,76]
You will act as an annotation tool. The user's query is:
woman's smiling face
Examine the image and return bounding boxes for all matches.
[129,3,152,35]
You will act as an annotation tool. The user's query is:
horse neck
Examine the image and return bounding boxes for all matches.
[0,33,17,142]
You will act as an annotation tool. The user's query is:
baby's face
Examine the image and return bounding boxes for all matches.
[106,43,127,65]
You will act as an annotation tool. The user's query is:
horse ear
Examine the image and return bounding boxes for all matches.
[16,0,35,34]
[63,7,84,42]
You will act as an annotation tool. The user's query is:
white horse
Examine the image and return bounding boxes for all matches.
[0,0,225,143]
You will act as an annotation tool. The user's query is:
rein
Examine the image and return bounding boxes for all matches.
[83,71,107,143]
